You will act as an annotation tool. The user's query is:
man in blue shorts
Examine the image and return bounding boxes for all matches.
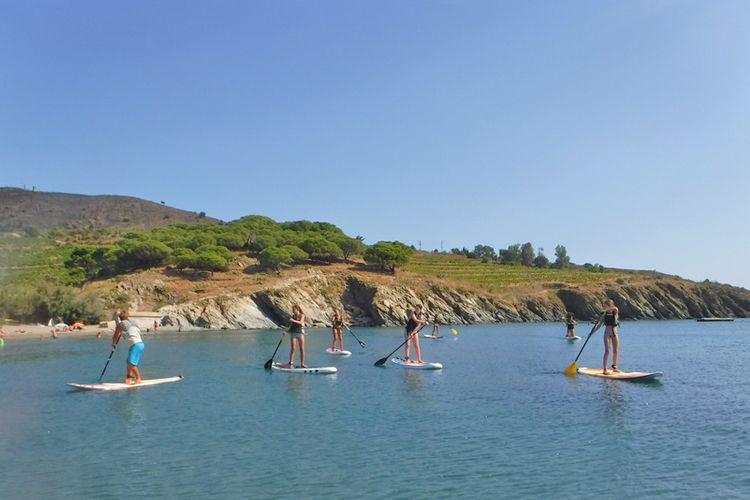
[112,311,144,384]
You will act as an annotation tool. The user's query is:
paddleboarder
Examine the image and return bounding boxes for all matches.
[330,308,345,352]
[431,313,444,338]
[564,312,577,338]
[112,311,144,385]
[287,304,307,368]
[591,299,620,374]
[404,305,428,363]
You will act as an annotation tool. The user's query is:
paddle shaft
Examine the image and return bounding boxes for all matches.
[566,321,601,373]
[345,326,366,348]
[374,322,428,366]
[264,331,286,370]
[98,332,122,382]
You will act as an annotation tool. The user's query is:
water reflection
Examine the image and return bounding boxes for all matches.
[601,379,626,424]
[285,373,310,401]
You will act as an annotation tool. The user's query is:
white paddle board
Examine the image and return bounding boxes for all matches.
[271,363,337,374]
[423,334,444,339]
[391,358,442,370]
[326,348,351,356]
[564,336,581,341]
[67,376,184,391]
[577,367,662,381]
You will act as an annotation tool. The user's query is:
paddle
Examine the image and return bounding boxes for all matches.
[99,314,123,382]
[346,325,366,348]
[563,321,600,376]
[374,322,428,367]
[264,330,287,370]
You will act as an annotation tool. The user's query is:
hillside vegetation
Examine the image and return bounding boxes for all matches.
[404,253,627,291]
[1,190,746,327]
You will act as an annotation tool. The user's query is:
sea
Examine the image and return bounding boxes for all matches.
[1,319,748,499]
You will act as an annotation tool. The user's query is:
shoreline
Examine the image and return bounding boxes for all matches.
[0,323,182,339]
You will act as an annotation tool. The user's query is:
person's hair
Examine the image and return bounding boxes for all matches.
[292,304,303,314]
[605,299,614,306]
[566,312,574,321]
[119,311,129,320]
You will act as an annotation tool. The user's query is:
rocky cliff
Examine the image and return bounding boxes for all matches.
[151,274,750,330]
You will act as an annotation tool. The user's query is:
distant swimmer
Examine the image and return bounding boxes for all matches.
[591,299,620,374]
[286,304,307,368]
[564,312,577,338]
[404,304,428,363]
[330,308,345,352]
[112,311,144,384]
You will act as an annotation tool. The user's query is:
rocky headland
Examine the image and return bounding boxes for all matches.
[119,272,750,331]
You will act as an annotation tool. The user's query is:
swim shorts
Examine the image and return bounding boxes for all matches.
[127,342,145,366]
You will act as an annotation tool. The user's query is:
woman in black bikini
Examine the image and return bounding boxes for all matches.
[592,299,620,374]
[330,308,344,352]
[287,304,306,368]
[564,312,576,338]
[404,305,428,363]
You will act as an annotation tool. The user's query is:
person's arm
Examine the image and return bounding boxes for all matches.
[591,313,605,334]
[112,324,123,348]
[289,314,305,326]
[111,312,122,347]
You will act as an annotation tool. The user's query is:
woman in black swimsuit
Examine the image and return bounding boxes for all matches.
[592,299,620,374]
[330,308,344,352]
[564,312,576,338]
[287,304,306,368]
[404,305,428,363]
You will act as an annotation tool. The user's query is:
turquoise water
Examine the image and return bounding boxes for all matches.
[1,320,749,499]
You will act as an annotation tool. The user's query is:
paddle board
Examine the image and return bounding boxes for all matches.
[67,376,184,391]
[423,334,444,339]
[325,348,351,356]
[391,358,443,370]
[577,367,662,381]
[271,363,337,374]
[564,336,581,341]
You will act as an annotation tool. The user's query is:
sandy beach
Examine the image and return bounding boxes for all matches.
[0,319,179,340]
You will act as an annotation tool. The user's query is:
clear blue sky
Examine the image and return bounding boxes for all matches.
[2,1,749,288]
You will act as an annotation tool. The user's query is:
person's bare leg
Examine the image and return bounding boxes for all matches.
[299,336,306,368]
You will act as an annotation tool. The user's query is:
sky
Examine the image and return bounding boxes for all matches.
[2,1,749,288]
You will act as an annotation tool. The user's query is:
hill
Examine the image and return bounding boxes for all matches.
[0,187,219,231]
[1,188,748,329]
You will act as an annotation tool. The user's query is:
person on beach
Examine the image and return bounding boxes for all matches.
[564,312,577,338]
[287,304,306,368]
[591,299,619,374]
[404,305,428,363]
[112,311,145,384]
[330,308,344,352]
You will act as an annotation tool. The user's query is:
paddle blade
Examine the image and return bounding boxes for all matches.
[451,328,458,335]
[374,356,388,367]
[358,340,366,348]
[264,359,273,370]
[564,361,577,376]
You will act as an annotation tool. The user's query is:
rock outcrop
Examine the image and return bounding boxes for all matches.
[151,274,750,330]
